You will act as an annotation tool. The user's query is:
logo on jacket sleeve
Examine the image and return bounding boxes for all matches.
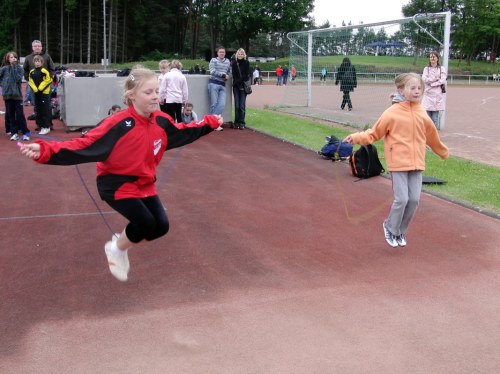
[153,139,162,155]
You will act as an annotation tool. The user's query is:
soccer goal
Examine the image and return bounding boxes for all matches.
[283,12,451,129]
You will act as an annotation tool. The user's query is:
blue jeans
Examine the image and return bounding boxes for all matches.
[208,82,226,115]
[427,111,440,129]
[232,86,247,125]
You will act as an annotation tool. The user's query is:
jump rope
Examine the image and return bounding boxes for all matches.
[328,140,393,225]
[18,133,392,233]
[17,133,184,237]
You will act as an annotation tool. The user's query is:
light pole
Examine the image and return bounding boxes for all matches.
[103,0,108,71]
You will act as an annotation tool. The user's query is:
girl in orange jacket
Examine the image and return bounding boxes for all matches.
[344,73,448,248]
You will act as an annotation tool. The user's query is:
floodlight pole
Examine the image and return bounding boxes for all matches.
[103,0,108,72]
[307,32,313,107]
[440,11,451,130]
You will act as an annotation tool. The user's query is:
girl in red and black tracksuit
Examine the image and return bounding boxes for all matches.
[20,68,223,282]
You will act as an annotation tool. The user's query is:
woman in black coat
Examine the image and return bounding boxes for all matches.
[231,48,251,129]
[335,57,357,111]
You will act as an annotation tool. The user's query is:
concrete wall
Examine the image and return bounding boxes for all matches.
[58,75,232,131]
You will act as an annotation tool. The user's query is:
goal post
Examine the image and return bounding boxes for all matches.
[283,12,451,129]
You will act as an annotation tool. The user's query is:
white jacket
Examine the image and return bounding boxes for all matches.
[160,68,188,104]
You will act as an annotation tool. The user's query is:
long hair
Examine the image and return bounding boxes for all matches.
[427,51,441,67]
[3,51,18,66]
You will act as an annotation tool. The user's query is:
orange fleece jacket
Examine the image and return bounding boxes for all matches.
[351,101,448,171]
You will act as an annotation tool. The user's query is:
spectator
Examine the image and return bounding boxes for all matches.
[157,59,170,113]
[0,51,30,141]
[335,57,357,111]
[28,55,52,135]
[321,67,327,82]
[231,48,251,130]
[421,51,447,129]
[291,64,297,84]
[253,65,261,85]
[108,104,121,115]
[208,46,230,131]
[181,102,198,124]
[160,59,188,123]
[282,65,289,85]
[275,65,283,86]
[23,40,55,128]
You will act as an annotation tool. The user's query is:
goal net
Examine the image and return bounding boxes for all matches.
[282,12,451,129]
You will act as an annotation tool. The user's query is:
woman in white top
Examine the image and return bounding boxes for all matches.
[421,51,447,129]
[160,59,188,123]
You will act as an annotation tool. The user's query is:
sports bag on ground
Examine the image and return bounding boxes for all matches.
[349,144,385,179]
[318,135,353,159]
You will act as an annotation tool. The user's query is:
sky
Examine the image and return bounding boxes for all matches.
[312,0,410,27]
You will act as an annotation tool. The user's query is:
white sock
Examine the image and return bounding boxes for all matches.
[110,240,127,257]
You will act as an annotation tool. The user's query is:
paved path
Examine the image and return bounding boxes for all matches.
[1,121,499,373]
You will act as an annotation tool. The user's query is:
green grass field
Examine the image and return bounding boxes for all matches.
[246,108,500,216]
[107,55,498,77]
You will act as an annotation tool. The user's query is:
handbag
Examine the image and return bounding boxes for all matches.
[243,80,252,95]
[440,66,446,93]
[236,61,252,95]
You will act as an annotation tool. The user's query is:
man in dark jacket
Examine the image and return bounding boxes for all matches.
[23,40,55,127]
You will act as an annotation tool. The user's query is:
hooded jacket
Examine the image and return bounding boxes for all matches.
[350,100,448,171]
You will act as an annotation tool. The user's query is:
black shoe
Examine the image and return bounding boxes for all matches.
[340,106,345,110]
[348,107,352,111]
[239,124,245,130]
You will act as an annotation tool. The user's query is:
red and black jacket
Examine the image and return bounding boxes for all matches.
[35,106,220,200]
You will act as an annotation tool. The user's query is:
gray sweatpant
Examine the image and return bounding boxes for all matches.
[385,170,423,236]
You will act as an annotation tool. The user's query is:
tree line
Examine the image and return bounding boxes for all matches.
[0,0,497,65]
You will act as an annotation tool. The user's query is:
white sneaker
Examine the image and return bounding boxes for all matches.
[10,133,19,141]
[111,233,129,274]
[215,125,223,131]
[396,234,407,247]
[383,222,398,248]
[22,134,30,141]
[104,241,128,281]
[39,128,51,135]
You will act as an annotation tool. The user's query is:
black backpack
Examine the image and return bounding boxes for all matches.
[116,68,131,77]
[318,135,353,159]
[349,144,385,179]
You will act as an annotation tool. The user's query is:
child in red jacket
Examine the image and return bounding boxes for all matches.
[344,73,448,248]
[20,68,223,281]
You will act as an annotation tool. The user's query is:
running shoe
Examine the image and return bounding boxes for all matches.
[104,241,128,281]
[383,222,398,248]
[396,234,407,247]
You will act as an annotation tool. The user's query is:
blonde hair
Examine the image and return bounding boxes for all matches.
[170,59,183,70]
[395,72,423,89]
[159,59,170,69]
[236,48,247,59]
[394,73,424,100]
[122,68,157,106]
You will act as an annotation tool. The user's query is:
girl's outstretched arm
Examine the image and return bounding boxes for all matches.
[19,143,41,160]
